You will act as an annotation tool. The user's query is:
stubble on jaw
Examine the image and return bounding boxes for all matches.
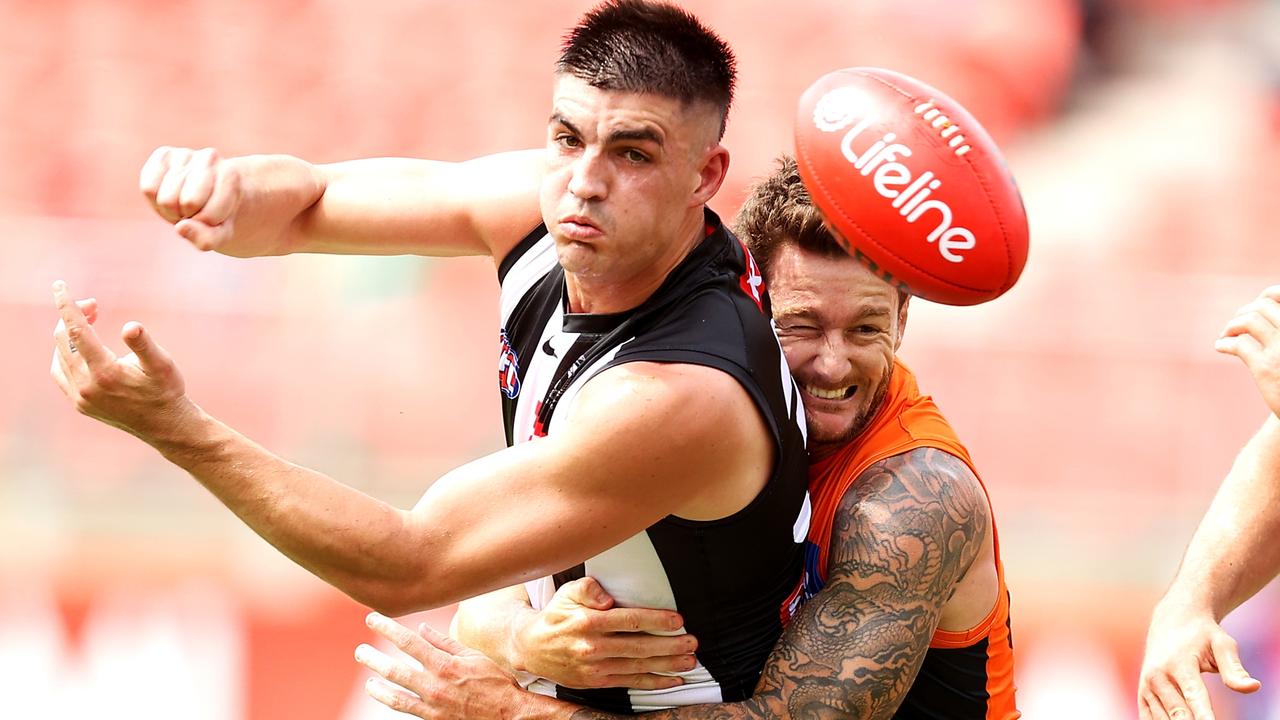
[808,365,894,455]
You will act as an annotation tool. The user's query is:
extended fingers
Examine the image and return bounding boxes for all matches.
[1170,663,1216,720]
[599,650,701,676]
[1139,683,1174,720]
[355,642,425,694]
[364,676,430,718]
[597,629,697,661]
[366,612,444,668]
[356,646,435,717]
[594,671,684,691]
[594,606,686,637]
[50,346,75,399]
[120,322,175,377]
[416,622,469,655]
[53,283,111,369]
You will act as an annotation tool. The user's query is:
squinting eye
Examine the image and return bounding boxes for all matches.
[622,149,649,163]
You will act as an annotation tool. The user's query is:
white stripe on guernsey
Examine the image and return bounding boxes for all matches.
[793,492,812,543]
[520,673,725,711]
[500,234,558,325]
[771,318,808,446]
[587,531,680,613]
[520,530,722,707]
[631,679,724,710]
[510,313,571,445]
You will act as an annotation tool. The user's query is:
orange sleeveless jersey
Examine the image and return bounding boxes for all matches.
[804,360,1019,719]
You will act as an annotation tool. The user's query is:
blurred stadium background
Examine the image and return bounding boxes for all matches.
[1,0,1277,717]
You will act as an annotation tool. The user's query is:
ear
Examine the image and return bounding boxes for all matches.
[894,293,910,352]
[691,144,730,207]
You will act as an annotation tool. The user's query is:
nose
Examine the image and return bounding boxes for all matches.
[811,334,852,383]
[567,151,608,202]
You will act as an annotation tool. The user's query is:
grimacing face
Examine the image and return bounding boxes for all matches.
[539,74,726,296]
[768,243,908,457]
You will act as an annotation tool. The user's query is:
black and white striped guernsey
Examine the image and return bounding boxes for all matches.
[494,210,811,714]
[491,208,808,712]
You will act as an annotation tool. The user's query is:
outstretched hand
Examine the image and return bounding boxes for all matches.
[49,281,194,442]
[1138,602,1260,720]
[1217,285,1280,417]
[356,613,531,720]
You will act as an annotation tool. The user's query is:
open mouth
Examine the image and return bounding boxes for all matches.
[803,384,856,401]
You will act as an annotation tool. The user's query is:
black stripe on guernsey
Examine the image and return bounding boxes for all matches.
[556,686,636,715]
[893,638,991,719]
[551,563,585,589]
[497,224,552,284]
[1006,596,1015,647]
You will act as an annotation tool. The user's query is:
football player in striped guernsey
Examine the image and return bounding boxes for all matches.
[50,1,811,713]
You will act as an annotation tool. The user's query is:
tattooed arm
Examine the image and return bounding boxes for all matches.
[358,446,991,720]
[725,446,991,719]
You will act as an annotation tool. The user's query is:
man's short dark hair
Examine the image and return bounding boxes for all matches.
[736,155,909,306]
[558,0,736,139]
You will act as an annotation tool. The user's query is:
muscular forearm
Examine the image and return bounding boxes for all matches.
[147,400,435,615]
[1162,414,1280,619]
[565,576,939,720]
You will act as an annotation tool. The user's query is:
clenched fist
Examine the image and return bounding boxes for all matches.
[140,146,244,252]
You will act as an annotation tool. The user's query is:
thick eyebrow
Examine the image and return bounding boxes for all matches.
[773,304,894,324]
[550,113,581,137]
[548,113,664,148]
[606,127,664,147]
[772,307,816,323]
[856,306,894,321]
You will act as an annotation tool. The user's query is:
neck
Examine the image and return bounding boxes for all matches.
[565,212,707,314]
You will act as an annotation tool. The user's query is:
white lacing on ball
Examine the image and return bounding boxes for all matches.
[914,101,972,157]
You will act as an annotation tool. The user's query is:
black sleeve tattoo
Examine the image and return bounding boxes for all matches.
[569,447,990,720]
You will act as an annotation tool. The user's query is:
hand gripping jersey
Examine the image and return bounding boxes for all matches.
[495,210,812,714]
[803,360,1018,720]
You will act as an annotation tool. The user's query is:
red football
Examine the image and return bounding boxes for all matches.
[794,67,1029,305]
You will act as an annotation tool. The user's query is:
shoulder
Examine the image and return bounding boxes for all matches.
[841,446,982,503]
[559,362,764,459]
[572,361,754,429]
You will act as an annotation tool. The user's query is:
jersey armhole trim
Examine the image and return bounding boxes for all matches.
[929,586,1006,648]
[497,224,550,283]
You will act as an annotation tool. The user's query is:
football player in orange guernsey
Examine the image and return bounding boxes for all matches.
[356,157,1019,720]
[1139,286,1280,720]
